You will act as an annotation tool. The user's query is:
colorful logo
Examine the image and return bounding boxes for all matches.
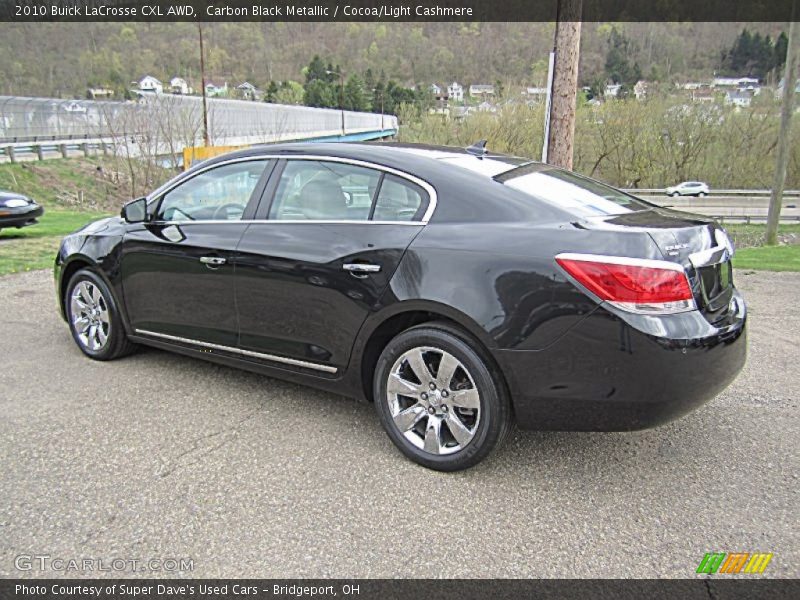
[696,552,773,574]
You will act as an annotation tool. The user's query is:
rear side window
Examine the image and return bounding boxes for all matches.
[269,160,380,221]
[373,174,427,222]
[497,165,652,216]
[268,160,429,222]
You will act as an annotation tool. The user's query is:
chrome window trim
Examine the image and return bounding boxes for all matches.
[148,154,438,225]
[150,219,425,227]
[134,329,338,374]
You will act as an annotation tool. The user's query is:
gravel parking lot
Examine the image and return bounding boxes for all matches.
[1,269,797,578]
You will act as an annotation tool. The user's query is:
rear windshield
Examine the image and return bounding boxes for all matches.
[496,164,653,216]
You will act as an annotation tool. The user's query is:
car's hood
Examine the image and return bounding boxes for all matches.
[72,216,123,236]
[0,190,32,202]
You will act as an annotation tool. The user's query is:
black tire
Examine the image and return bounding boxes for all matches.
[698,192,707,197]
[373,322,512,471]
[65,268,137,361]
[669,192,679,197]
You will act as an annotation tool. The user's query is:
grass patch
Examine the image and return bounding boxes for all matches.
[724,223,800,249]
[733,245,800,272]
[0,158,120,208]
[0,209,108,276]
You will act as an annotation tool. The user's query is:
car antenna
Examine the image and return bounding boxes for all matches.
[466,139,488,158]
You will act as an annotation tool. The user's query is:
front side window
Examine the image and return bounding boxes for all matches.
[269,160,381,221]
[158,160,269,222]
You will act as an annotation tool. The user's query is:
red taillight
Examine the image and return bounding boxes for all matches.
[555,253,695,314]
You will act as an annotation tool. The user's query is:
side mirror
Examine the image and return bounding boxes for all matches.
[121,197,147,223]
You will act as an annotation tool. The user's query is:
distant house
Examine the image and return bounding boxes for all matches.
[236,81,261,100]
[205,80,228,97]
[476,101,497,113]
[605,83,622,98]
[469,84,495,98]
[690,89,716,104]
[714,76,759,88]
[776,78,800,96]
[86,88,114,100]
[634,80,649,100]
[522,87,548,102]
[170,77,189,95]
[681,82,707,90]
[447,82,464,103]
[725,89,754,108]
[138,75,163,94]
[430,83,443,96]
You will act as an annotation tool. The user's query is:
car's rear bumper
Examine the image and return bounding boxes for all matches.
[0,204,44,228]
[495,296,747,431]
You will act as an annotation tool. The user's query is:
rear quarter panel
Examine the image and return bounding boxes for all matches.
[387,221,666,351]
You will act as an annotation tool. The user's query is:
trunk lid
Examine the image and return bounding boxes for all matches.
[578,208,735,323]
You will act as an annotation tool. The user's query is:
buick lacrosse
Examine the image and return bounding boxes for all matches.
[55,142,746,470]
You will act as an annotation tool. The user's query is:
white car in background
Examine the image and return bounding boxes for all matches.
[666,181,710,197]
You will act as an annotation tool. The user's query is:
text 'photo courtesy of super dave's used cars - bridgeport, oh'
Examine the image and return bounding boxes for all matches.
[54,141,746,471]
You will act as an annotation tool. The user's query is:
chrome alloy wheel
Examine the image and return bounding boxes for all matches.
[386,346,481,455]
[70,281,110,351]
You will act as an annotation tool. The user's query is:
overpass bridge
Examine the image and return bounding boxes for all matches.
[0,94,398,164]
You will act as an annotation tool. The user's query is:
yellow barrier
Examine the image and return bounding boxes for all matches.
[183,145,248,170]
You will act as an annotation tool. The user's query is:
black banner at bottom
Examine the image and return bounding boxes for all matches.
[1,579,798,600]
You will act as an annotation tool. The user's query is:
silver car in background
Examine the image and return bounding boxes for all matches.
[666,181,710,197]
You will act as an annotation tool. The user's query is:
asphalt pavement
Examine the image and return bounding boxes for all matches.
[0,269,797,578]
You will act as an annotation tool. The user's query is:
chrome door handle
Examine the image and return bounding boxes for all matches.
[343,263,381,274]
[200,256,227,266]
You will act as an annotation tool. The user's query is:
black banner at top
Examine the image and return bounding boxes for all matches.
[0,0,797,22]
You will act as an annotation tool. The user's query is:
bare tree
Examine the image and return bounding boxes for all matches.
[546,0,582,169]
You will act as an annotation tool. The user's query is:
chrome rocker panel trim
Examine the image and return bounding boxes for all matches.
[134,329,338,374]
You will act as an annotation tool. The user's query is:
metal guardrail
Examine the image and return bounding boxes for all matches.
[708,214,800,224]
[626,188,800,197]
[0,129,398,164]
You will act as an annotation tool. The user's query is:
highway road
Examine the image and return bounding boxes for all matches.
[639,194,800,221]
[0,268,797,578]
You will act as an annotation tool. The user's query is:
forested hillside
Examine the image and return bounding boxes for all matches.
[0,21,788,98]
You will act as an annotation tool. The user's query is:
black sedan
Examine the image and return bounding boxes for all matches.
[0,191,43,231]
[54,142,746,471]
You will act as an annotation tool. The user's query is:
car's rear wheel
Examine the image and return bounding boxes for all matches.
[698,191,707,197]
[65,268,136,361]
[669,191,679,197]
[373,323,512,471]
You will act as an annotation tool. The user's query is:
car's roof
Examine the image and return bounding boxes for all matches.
[205,141,534,181]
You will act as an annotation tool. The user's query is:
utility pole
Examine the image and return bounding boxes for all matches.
[766,5,798,246]
[546,0,582,170]
[199,23,210,147]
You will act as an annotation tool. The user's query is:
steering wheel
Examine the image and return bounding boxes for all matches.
[213,203,246,220]
[165,206,195,221]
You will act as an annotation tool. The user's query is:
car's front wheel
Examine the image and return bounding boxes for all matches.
[373,323,512,471]
[65,268,136,361]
